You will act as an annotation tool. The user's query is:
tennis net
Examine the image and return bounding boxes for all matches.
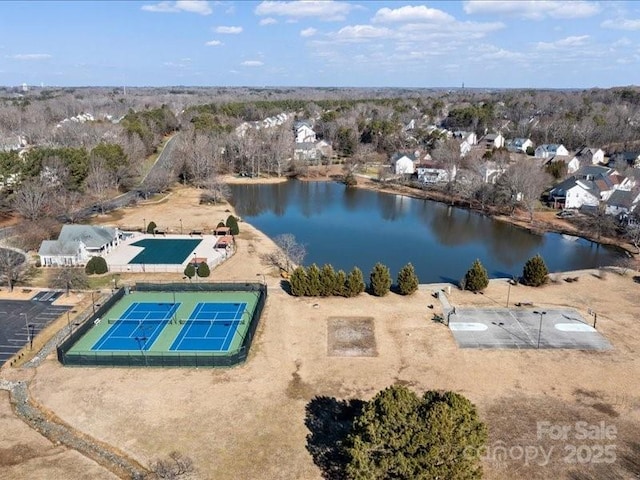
[107,318,171,325]
[178,318,244,325]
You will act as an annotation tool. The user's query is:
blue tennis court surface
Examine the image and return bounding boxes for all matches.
[170,302,248,352]
[92,302,179,351]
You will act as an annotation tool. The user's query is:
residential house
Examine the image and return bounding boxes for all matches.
[480,133,505,150]
[549,165,618,209]
[453,131,477,157]
[416,161,456,184]
[392,152,417,175]
[609,151,640,168]
[506,138,534,153]
[478,161,507,184]
[535,144,569,159]
[605,189,640,218]
[568,147,605,174]
[294,121,316,144]
[293,139,333,163]
[38,225,121,267]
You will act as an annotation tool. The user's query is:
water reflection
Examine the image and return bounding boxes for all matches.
[229,180,622,283]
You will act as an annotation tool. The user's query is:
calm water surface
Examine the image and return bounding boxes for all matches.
[230,181,621,283]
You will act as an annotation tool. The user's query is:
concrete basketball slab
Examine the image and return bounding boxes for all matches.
[448,307,611,350]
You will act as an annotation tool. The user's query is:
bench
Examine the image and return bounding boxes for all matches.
[190,231,203,236]
[516,301,533,307]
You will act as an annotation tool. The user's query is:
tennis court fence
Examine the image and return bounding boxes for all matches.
[57,281,267,368]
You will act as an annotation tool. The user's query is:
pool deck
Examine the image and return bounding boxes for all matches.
[104,233,230,273]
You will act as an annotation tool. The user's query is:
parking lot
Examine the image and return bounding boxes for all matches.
[0,292,70,365]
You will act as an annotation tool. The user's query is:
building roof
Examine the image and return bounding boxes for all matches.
[58,225,117,248]
[606,189,636,208]
[391,152,417,162]
[537,144,564,154]
[38,239,79,256]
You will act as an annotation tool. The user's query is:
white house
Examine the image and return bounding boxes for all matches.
[506,138,534,153]
[38,225,121,267]
[392,153,416,175]
[416,161,456,184]
[294,121,316,144]
[480,133,505,150]
[549,165,618,209]
[568,147,605,174]
[453,131,477,146]
[478,161,507,184]
[535,144,569,159]
[605,189,640,217]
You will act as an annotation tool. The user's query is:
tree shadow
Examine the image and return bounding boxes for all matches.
[305,395,365,479]
[280,279,292,295]
[633,275,640,284]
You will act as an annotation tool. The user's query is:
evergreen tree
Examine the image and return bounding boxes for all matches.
[216,221,225,228]
[146,221,157,234]
[183,263,196,279]
[369,263,392,297]
[521,254,549,287]
[197,261,210,278]
[346,267,366,297]
[334,269,347,297]
[289,266,308,297]
[319,264,337,297]
[397,263,419,295]
[464,259,489,292]
[305,263,322,296]
[85,256,108,275]
[346,385,487,480]
[226,215,240,235]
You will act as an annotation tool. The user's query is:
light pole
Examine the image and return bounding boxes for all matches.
[143,218,146,233]
[534,310,547,349]
[179,218,183,235]
[91,291,96,315]
[506,279,512,308]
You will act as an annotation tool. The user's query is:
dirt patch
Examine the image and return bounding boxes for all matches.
[327,317,377,357]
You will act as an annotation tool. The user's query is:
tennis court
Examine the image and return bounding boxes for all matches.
[170,302,248,351]
[92,302,179,351]
[129,238,202,264]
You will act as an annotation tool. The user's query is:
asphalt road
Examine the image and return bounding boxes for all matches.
[0,292,70,365]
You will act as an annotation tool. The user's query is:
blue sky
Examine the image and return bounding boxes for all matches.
[0,1,638,88]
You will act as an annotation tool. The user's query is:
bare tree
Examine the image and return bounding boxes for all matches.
[49,267,89,294]
[84,158,115,213]
[13,177,52,221]
[267,233,306,273]
[502,159,552,221]
[140,165,176,198]
[199,175,231,204]
[51,189,85,223]
[623,215,640,253]
[0,248,27,292]
[147,451,195,480]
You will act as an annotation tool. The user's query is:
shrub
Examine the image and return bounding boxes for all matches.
[85,256,108,275]
[521,254,549,287]
[146,221,157,234]
[216,221,225,228]
[226,215,240,235]
[197,261,210,278]
[464,259,489,292]
[345,267,366,297]
[370,262,392,297]
[289,266,308,296]
[334,270,347,296]
[319,264,337,297]
[397,262,419,295]
[305,264,322,296]
[183,263,196,279]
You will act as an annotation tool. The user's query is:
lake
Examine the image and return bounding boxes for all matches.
[229,180,622,284]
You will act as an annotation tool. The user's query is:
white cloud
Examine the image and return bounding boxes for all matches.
[205,40,223,46]
[300,27,318,37]
[241,60,264,67]
[255,1,355,21]
[372,5,454,23]
[9,53,52,60]
[215,26,243,34]
[333,25,394,42]
[259,17,277,25]
[142,0,212,15]
[463,1,600,20]
[536,35,590,50]
[602,18,640,30]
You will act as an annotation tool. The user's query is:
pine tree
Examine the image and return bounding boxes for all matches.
[346,267,365,297]
[521,254,549,287]
[305,263,322,296]
[197,261,210,278]
[319,264,337,297]
[289,266,308,297]
[183,263,196,279]
[464,259,489,292]
[334,270,347,297]
[226,215,240,235]
[369,263,392,297]
[397,262,419,295]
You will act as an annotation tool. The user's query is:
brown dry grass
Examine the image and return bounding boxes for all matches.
[1,184,639,479]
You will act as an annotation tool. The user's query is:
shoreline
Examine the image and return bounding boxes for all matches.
[225,171,637,260]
